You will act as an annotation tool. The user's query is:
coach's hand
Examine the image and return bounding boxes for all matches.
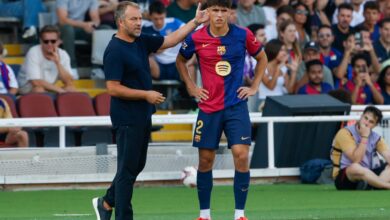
[237,86,256,100]
[188,85,209,102]
[146,91,166,104]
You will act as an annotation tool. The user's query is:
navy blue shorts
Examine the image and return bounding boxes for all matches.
[193,101,251,149]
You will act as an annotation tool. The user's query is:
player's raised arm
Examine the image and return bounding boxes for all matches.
[160,3,209,50]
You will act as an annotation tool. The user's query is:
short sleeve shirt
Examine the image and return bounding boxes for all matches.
[56,0,99,21]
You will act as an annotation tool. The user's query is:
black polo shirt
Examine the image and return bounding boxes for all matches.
[103,34,164,126]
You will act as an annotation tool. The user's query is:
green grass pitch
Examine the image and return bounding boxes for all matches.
[1,184,390,219]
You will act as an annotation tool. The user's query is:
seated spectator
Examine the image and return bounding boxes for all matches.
[343,54,384,105]
[317,25,342,74]
[278,20,302,64]
[263,0,288,39]
[293,2,310,49]
[331,106,390,190]
[56,0,101,68]
[18,25,75,94]
[265,5,294,41]
[236,0,266,27]
[142,1,184,81]
[377,60,390,104]
[0,98,28,148]
[332,3,355,53]
[332,0,365,28]
[0,0,45,39]
[356,1,381,42]
[228,2,238,24]
[295,41,334,90]
[300,0,331,40]
[99,0,119,28]
[297,59,333,95]
[167,0,197,23]
[259,39,298,104]
[374,18,390,64]
[0,42,19,95]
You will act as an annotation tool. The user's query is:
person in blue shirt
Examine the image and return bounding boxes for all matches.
[91,2,209,220]
[373,17,390,63]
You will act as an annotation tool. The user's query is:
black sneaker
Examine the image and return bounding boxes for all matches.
[356,180,372,190]
[92,197,112,220]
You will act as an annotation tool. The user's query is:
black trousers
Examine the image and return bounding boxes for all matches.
[103,121,151,220]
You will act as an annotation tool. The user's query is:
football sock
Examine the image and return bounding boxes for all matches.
[234,170,250,210]
[200,209,211,219]
[234,209,245,220]
[197,170,213,210]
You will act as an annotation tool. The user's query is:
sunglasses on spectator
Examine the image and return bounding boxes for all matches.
[42,39,57,44]
[318,33,332,38]
[296,10,308,15]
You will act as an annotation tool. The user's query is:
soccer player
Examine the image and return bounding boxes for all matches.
[92,1,208,220]
[176,0,268,219]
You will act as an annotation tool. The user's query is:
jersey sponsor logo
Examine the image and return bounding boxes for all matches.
[215,61,231,76]
[217,46,226,55]
[241,136,250,141]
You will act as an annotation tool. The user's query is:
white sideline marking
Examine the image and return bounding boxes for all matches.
[53,213,92,217]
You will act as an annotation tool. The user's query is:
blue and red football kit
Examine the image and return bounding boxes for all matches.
[180,24,263,149]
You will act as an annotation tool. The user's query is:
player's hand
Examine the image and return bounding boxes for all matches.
[188,86,209,102]
[194,2,209,25]
[237,86,256,100]
[146,91,166,104]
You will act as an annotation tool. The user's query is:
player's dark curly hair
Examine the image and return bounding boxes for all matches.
[206,0,232,8]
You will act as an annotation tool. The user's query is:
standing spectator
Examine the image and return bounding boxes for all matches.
[56,0,101,68]
[0,0,45,39]
[332,0,366,27]
[293,2,310,49]
[265,5,295,41]
[263,0,289,41]
[17,25,75,94]
[259,39,298,103]
[278,20,302,64]
[374,18,390,63]
[0,42,18,95]
[0,98,28,148]
[297,59,333,94]
[317,25,343,76]
[142,1,184,80]
[331,106,390,190]
[295,41,334,90]
[236,0,266,27]
[299,0,331,41]
[356,1,381,42]
[167,0,197,23]
[377,60,390,104]
[332,3,354,53]
[343,54,383,105]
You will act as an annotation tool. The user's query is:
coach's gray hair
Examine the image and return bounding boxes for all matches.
[114,1,140,22]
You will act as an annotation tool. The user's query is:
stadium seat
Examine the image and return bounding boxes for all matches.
[57,92,112,146]
[94,92,110,116]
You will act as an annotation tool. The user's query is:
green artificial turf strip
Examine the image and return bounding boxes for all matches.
[0,184,389,219]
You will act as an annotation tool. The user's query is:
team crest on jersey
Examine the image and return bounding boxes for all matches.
[217,46,226,55]
[215,61,231,76]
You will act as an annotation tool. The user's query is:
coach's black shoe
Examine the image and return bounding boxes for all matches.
[92,197,112,220]
[356,181,372,190]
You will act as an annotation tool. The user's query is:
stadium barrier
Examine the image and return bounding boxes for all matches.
[0,105,390,185]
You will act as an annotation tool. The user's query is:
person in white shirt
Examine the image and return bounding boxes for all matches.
[18,25,75,94]
[0,42,18,95]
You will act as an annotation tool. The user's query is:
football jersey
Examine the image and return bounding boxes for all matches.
[179,24,262,113]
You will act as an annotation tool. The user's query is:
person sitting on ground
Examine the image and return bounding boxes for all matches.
[0,42,19,95]
[17,25,75,94]
[331,106,390,190]
[0,98,28,148]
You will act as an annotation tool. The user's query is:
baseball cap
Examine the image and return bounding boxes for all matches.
[304,41,320,52]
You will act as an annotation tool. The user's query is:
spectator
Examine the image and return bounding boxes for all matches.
[265,5,294,41]
[297,59,333,94]
[0,98,28,148]
[343,54,383,104]
[0,42,19,95]
[374,18,390,63]
[299,0,331,41]
[0,0,45,39]
[331,106,390,190]
[380,0,390,19]
[278,20,302,64]
[356,1,381,42]
[142,1,184,81]
[99,0,119,28]
[56,0,101,68]
[317,25,343,74]
[295,41,334,90]
[377,60,390,104]
[259,39,298,104]
[263,0,289,40]
[18,25,75,94]
[167,0,197,23]
[228,2,238,24]
[332,3,354,53]
[293,2,310,49]
[236,0,266,27]
[332,0,366,27]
